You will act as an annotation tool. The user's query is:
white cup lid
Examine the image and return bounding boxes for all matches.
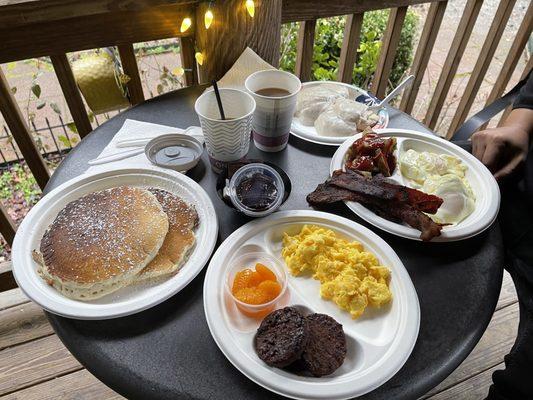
[145,134,203,171]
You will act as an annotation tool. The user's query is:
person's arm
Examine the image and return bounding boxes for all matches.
[472,73,533,180]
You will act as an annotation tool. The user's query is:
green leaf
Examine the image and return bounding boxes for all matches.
[88,111,95,123]
[10,86,17,95]
[50,102,61,114]
[67,122,78,133]
[7,62,17,71]
[31,83,41,98]
[58,135,70,147]
[156,84,164,95]
[36,101,46,110]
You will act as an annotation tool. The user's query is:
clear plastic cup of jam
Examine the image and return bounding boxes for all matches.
[224,163,285,217]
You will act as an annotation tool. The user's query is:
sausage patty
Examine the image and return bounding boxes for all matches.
[300,313,347,377]
[254,307,309,368]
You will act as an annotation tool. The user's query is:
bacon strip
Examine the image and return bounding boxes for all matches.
[330,170,443,214]
[307,171,445,241]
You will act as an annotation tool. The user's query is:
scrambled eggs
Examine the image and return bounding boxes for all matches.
[400,149,475,224]
[281,225,392,319]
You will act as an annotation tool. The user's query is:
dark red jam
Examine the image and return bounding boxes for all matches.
[236,173,278,211]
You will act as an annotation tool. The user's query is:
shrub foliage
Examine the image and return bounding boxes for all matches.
[279,10,419,92]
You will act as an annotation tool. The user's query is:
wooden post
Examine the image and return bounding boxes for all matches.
[117,44,145,105]
[483,0,533,130]
[179,36,198,86]
[371,6,407,98]
[0,262,16,292]
[337,13,364,84]
[195,0,282,83]
[447,0,516,137]
[0,203,16,246]
[50,53,93,138]
[424,0,483,130]
[0,68,49,190]
[295,20,316,82]
[400,0,447,114]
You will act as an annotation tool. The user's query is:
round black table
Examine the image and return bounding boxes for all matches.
[46,86,504,400]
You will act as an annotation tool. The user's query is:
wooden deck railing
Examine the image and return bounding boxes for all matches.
[0,0,531,290]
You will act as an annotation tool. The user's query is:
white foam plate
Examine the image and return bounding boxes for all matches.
[204,210,420,400]
[12,167,218,320]
[291,81,389,146]
[330,128,501,241]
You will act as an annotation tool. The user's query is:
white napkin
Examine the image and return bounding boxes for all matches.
[86,119,203,174]
[207,47,275,91]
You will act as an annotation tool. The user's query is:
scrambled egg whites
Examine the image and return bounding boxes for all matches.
[400,149,475,224]
[281,225,392,319]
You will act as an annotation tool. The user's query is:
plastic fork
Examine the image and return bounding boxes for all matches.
[367,75,415,112]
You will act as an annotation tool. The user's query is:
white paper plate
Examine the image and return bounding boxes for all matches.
[291,81,389,146]
[330,128,500,241]
[12,167,218,320]
[204,210,419,400]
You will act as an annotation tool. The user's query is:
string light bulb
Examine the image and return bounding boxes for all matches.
[245,0,255,17]
[172,67,185,77]
[180,17,192,33]
[204,9,214,29]
[195,52,204,66]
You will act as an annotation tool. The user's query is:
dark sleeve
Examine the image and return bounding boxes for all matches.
[513,70,533,110]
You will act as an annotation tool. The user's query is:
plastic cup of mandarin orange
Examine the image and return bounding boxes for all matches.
[225,252,288,318]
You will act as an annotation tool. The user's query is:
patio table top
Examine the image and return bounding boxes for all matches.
[45,85,504,400]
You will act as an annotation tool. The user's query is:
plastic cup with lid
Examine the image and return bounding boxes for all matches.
[223,163,285,217]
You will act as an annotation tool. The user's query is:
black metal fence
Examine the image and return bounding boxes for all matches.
[0,112,114,169]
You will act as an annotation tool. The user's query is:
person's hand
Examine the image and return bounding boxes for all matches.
[471,126,530,180]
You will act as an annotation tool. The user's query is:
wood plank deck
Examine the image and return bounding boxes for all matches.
[0,272,518,400]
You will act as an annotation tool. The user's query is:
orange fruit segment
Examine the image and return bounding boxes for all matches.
[249,270,264,287]
[232,268,255,292]
[256,263,277,281]
[258,280,282,300]
[231,263,281,306]
[234,287,269,305]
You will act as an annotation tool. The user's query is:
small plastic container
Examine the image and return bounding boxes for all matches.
[224,163,285,217]
[145,133,203,171]
[225,252,288,318]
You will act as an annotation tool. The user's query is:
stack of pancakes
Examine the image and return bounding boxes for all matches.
[35,186,198,300]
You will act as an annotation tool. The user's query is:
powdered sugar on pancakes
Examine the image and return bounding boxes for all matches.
[38,186,169,300]
[134,188,199,283]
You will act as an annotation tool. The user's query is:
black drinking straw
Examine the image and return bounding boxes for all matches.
[212,80,226,120]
